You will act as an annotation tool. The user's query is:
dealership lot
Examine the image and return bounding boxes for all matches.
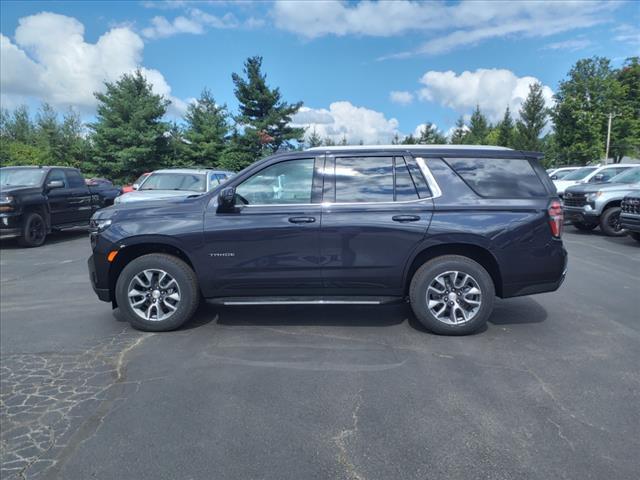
[1,231,639,479]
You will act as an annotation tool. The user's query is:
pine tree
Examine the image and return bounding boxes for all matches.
[515,82,548,151]
[449,116,468,144]
[610,57,640,162]
[339,134,348,146]
[391,132,400,145]
[35,103,64,163]
[90,70,170,181]
[497,107,515,148]
[466,105,489,144]
[229,56,304,169]
[417,122,446,144]
[183,89,229,168]
[324,137,335,146]
[402,134,417,145]
[307,126,322,148]
[6,105,34,143]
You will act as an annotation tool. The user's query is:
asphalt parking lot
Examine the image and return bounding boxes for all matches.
[1,230,639,480]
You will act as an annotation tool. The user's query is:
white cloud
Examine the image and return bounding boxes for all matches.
[0,12,186,115]
[272,0,617,57]
[141,15,204,39]
[141,7,251,39]
[418,68,554,123]
[291,102,400,144]
[614,24,640,46]
[389,90,414,105]
[544,38,592,51]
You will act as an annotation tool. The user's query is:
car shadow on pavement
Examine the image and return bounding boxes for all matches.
[0,229,88,249]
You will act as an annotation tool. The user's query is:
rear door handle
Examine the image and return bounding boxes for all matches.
[288,216,316,224]
[392,215,421,222]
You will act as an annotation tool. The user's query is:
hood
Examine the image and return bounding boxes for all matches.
[116,189,204,204]
[0,185,42,196]
[565,182,639,194]
[553,179,581,193]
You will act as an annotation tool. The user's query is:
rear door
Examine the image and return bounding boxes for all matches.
[319,154,433,296]
[64,169,93,223]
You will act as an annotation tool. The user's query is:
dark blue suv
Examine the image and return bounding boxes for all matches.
[88,146,567,335]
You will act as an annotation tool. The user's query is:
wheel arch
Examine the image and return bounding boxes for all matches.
[404,242,503,297]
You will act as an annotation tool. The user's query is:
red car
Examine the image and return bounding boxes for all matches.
[121,172,150,193]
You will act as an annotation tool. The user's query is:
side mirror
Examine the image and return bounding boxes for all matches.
[592,174,605,182]
[217,187,237,212]
[132,183,140,190]
[550,174,558,180]
[46,180,64,190]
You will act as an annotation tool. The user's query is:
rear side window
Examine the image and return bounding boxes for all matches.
[445,158,547,197]
[65,170,85,188]
[335,156,394,202]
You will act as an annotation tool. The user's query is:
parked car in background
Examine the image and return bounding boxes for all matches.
[553,164,635,198]
[121,172,150,194]
[620,192,640,243]
[563,167,640,236]
[86,177,117,188]
[88,145,567,335]
[547,167,580,180]
[0,166,121,247]
[115,168,234,204]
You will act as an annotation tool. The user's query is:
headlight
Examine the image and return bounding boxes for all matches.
[0,195,14,212]
[89,218,112,232]
[586,191,602,201]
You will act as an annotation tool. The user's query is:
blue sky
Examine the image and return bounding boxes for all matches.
[1,0,638,143]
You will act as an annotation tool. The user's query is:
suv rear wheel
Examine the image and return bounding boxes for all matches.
[599,207,626,237]
[409,255,495,335]
[115,253,200,332]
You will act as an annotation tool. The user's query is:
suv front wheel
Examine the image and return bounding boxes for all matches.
[409,255,495,335]
[115,253,200,332]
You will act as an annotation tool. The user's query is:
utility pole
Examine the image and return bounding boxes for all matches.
[605,112,620,164]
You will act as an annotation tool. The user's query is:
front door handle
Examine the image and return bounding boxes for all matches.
[288,216,316,224]
[392,215,421,222]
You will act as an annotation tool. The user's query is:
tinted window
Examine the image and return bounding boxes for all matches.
[610,167,640,184]
[406,158,432,198]
[140,173,207,192]
[446,158,547,197]
[335,156,393,202]
[65,170,85,188]
[394,157,419,201]
[563,167,597,181]
[47,169,67,187]
[236,159,314,205]
[589,167,630,183]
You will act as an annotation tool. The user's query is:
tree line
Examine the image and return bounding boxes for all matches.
[1,56,638,182]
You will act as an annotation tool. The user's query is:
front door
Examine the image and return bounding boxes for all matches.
[45,169,73,226]
[201,157,323,298]
[320,154,433,296]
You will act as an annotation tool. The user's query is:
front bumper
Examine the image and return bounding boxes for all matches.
[0,212,23,239]
[564,206,599,224]
[620,213,640,233]
[88,254,111,302]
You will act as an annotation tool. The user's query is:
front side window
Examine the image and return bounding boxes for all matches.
[446,158,547,197]
[563,167,597,181]
[335,156,394,202]
[47,169,67,187]
[236,159,314,205]
[140,173,207,192]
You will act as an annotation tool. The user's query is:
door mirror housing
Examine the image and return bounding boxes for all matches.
[46,180,64,190]
[132,183,140,191]
[217,187,237,212]
[592,173,605,182]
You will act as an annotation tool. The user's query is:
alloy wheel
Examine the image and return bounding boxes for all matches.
[426,270,482,325]
[127,269,181,322]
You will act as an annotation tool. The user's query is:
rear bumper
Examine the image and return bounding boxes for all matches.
[501,246,568,298]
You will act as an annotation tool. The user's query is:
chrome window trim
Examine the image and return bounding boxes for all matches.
[415,157,442,199]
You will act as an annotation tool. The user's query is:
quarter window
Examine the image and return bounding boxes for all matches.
[236,159,314,205]
[394,157,419,201]
[445,158,547,197]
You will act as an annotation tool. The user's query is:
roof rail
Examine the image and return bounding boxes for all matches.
[305,144,513,152]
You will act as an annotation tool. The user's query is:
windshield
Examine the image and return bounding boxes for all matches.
[553,169,577,179]
[609,167,640,184]
[0,168,46,188]
[139,172,207,192]
[562,167,597,181]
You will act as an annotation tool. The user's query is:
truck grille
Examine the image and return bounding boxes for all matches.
[621,196,640,215]
[563,192,587,208]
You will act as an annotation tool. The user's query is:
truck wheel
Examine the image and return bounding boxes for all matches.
[572,221,597,232]
[17,212,47,247]
[409,255,495,335]
[599,207,626,237]
[629,232,640,243]
[115,253,200,332]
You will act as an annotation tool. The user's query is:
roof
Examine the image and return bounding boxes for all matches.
[152,168,232,174]
[306,144,512,152]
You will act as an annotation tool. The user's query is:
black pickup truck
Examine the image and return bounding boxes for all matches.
[0,166,120,247]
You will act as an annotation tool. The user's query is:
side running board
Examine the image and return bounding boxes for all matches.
[206,296,403,306]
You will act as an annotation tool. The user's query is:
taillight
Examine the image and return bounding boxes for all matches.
[548,200,563,238]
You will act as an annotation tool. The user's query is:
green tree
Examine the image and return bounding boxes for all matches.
[449,116,468,144]
[307,126,322,148]
[402,133,417,144]
[496,107,515,148]
[6,105,34,144]
[60,108,90,170]
[417,122,446,144]
[466,105,489,144]
[610,57,640,162]
[90,70,170,181]
[323,137,336,146]
[183,89,229,167]
[515,83,548,151]
[229,56,304,169]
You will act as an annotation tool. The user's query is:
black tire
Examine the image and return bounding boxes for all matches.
[572,221,597,232]
[599,207,627,237]
[629,232,640,243]
[17,212,47,247]
[409,255,495,335]
[115,253,200,332]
